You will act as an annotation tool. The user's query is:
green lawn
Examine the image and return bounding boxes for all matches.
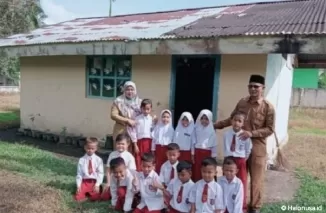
[0,141,109,213]
[0,111,20,128]
[0,141,325,213]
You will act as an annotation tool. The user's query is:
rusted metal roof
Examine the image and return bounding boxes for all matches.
[0,0,324,47]
[166,0,326,37]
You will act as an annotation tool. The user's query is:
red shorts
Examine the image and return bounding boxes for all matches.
[74,179,101,201]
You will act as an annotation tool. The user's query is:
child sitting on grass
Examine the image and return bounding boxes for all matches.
[74,137,104,202]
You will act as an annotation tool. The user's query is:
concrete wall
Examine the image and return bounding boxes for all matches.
[20,55,171,138]
[291,88,326,108]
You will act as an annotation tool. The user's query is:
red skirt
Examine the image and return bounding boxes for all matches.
[135,138,152,171]
[179,150,192,162]
[193,148,211,182]
[155,144,168,173]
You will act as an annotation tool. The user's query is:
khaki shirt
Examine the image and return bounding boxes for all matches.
[215,96,275,157]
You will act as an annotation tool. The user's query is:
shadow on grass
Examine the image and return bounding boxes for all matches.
[0,128,109,162]
[263,170,326,213]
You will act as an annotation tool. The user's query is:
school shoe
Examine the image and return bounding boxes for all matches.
[249,210,260,213]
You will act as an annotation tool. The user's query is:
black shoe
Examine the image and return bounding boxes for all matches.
[249,210,260,213]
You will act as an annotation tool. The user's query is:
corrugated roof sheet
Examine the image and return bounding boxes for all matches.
[0,0,324,47]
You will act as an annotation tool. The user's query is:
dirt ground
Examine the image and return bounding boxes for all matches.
[0,93,20,111]
[0,170,62,213]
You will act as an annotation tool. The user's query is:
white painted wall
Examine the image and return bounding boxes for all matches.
[264,54,294,165]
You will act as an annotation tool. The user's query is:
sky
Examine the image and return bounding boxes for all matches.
[40,0,278,24]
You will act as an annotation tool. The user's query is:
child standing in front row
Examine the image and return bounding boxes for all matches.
[189,157,224,213]
[151,109,174,173]
[134,153,164,213]
[218,157,244,213]
[103,133,136,200]
[109,157,139,212]
[133,99,154,171]
[75,137,104,202]
[191,109,217,182]
[166,161,194,213]
[223,112,252,212]
[173,112,195,162]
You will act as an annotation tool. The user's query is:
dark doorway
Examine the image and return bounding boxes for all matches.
[172,56,216,127]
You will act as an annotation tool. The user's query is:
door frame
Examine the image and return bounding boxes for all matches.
[169,55,221,124]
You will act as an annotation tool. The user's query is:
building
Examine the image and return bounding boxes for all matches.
[0,0,325,162]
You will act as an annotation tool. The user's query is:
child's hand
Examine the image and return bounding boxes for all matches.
[151,179,163,191]
[132,173,138,187]
[153,115,158,124]
[93,185,100,193]
[103,183,110,192]
[191,155,195,163]
[127,119,136,127]
[76,187,81,194]
[134,144,140,154]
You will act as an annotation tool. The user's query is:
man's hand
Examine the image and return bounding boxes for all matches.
[239,130,252,140]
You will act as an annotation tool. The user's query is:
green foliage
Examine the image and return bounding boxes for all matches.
[318,71,326,89]
[0,0,47,85]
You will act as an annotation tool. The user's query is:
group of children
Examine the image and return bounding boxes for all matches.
[75,98,253,213]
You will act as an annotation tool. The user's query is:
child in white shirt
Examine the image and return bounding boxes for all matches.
[166,161,194,213]
[75,137,104,202]
[134,153,164,213]
[133,99,154,171]
[173,112,195,162]
[191,109,217,182]
[109,157,140,212]
[151,109,174,173]
[189,157,224,213]
[102,133,136,200]
[217,157,244,213]
[223,111,252,212]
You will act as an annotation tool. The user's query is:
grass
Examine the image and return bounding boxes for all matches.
[0,142,109,213]
[0,93,20,128]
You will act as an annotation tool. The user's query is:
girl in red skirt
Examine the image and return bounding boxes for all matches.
[151,109,174,173]
[133,99,154,171]
[191,109,217,182]
[173,112,194,162]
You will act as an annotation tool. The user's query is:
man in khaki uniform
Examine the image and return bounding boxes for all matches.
[214,75,275,213]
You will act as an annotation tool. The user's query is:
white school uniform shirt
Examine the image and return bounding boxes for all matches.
[135,114,153,140]
[189,179,224,213]
[136,170,164,211]
[151,109,174,151]
[223,129,252,159]
[167,178,194,212]
[159,160,179,185]
[173,112,195,151]
[106,150,136,171]
[218,176,244,213]
[191,110,217,157]
[110,169,137,212]
[76,154,104,187]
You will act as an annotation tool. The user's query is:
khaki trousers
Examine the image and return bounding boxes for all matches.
[247,154,266,210]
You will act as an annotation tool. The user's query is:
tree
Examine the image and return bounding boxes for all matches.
[0,0,47,85]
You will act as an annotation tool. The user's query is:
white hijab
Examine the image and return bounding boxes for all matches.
[152,109,174,145]
[194,109,215,146]
[114,81,142,118]
[174,112,195,140]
